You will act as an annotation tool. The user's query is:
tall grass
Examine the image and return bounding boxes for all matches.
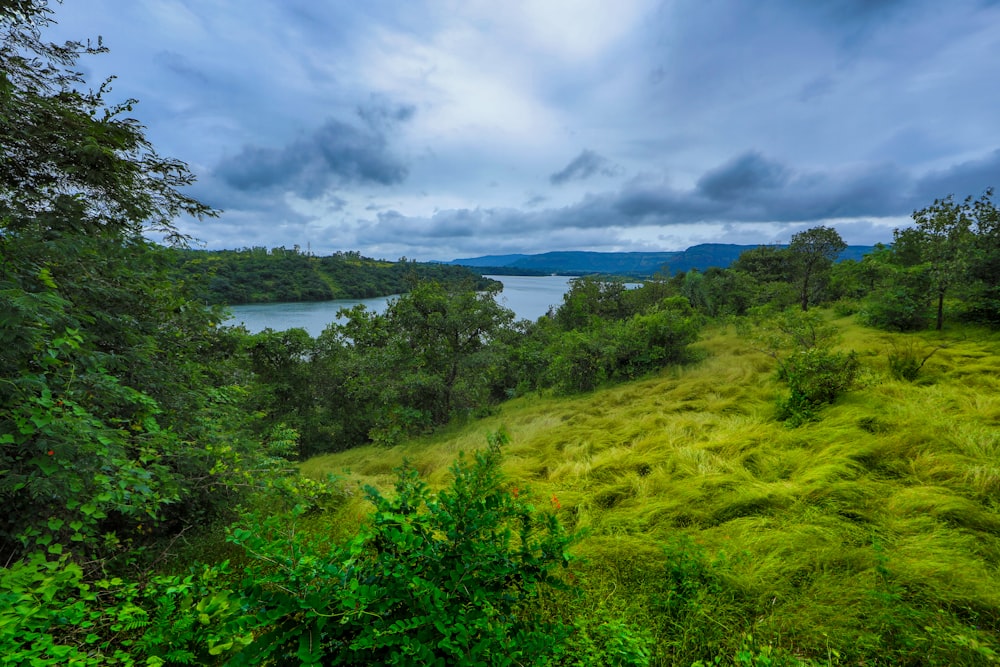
[301,317,1000,665]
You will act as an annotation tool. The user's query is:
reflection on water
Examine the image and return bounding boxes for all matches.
[225,275,576,336]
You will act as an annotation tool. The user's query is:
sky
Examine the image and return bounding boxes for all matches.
[46,0,1000,261]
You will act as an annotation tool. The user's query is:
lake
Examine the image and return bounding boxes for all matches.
[225,275,576,336]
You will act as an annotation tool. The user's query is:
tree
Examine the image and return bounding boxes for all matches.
[965,189,1000,326]
[728,245,798,309]
[1,0,214,241]
[315,281,517,448]
[898,195,973,330]
[787,226,847,311]
[552,276,632,330]
[0,1,254,561]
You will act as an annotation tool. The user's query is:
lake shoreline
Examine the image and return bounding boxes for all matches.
[225,275,578,336]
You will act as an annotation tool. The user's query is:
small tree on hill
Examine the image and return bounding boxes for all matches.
[897,195,973,330]
[788,226,847,311]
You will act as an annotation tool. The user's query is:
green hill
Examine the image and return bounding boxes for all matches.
[301,316,1000,665]
[171,247,497,304]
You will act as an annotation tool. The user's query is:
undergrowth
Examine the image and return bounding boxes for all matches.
[302,316,1000,665]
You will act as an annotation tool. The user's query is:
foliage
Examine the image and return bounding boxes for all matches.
[0,0,213,242]
[727,245,799,311]
[879,190,1000,331]
[774,347,859,426]
[0,552,244,666]
[544,297,701,394]
[173,247,498,304]
[0,224,273,562]
[558,610,653,667]
[736,307,859,425]
[551,277,635,330]
[223,431,575,665]
[787,226,848,312]
[319,280,516,449]
[858,280,930,332]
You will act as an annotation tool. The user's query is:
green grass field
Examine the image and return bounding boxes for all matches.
[301,314,1000,665]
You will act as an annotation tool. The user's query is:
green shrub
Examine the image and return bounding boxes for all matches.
[0,553,243,666]
[831,298,859,317]
[776,348,860,425]
[859,286,928,332]
[545,300,700,394]
[224,431,575,665]
[559,610,653,667]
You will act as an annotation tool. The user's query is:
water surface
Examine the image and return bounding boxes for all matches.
[225,275,575,336]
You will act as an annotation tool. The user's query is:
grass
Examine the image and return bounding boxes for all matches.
[300,314,1000,665]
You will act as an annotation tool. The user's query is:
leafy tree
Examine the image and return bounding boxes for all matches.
[787,226,847,311]
[897,195,974,330]
[728,245,798,310]
[0,0,213,241]
[729,245,793,284]
[313,281,517,449]
[544,297,700,394]
[0,0,255,560]
[552,276,633,330]
[965,189,1000,326]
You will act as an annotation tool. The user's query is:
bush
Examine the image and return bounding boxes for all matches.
[545,300,700,394]
[859,286,929,332]
[776,348,860,425]
[223,431,576,665]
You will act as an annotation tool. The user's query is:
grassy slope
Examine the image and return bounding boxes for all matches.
[301,314,1000,664]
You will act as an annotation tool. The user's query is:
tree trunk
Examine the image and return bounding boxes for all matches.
[936,291,944,330]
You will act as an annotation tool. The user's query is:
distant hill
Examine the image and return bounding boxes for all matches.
[446,243,876,276]
[171,248,498,305]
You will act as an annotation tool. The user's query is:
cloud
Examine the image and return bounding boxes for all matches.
[915,149,1000,202]
[350,150,961,247]
[154,51,211,84]
[214,105,412,198]
[550,149,620,185]
[357,96,416,131]
[697,151,789,201]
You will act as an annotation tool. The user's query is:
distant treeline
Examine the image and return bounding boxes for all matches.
[171,247,498,304]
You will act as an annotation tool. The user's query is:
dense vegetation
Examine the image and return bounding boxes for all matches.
[306,317,1000,666]
[172,247,498,304]
[3,2,1000,665]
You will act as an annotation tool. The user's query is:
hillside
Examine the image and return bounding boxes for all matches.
[302,317,1000,665]
[448,244,876,276]
[171,247,497,304]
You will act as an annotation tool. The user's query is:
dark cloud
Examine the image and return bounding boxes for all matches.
[354,149,967,248]
[697,151,789,201]
[915,149,1000,202]
[214,112,411,198]
[357,96,416,131]
[550,150,620,185]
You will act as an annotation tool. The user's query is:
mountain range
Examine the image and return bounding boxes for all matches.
[446,243,876,276]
